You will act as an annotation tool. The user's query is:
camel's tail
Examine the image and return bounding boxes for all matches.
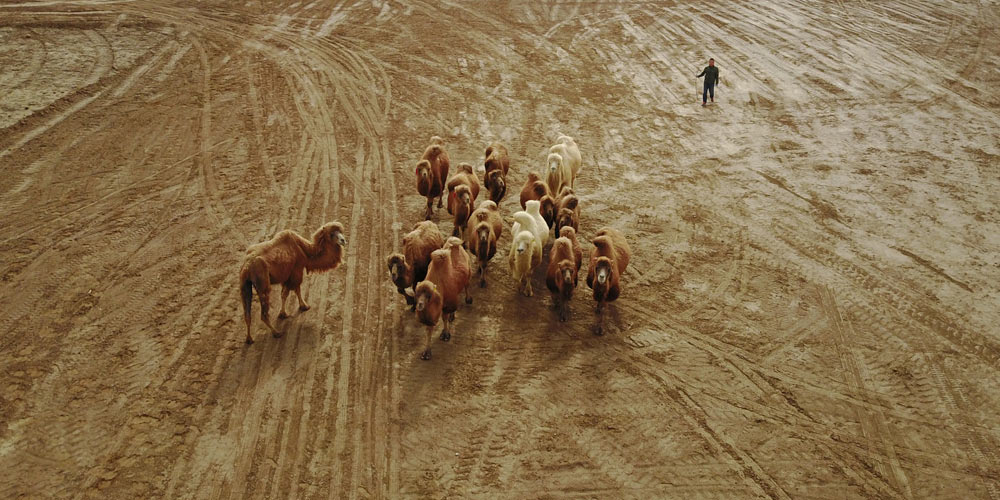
[240,257,267,335]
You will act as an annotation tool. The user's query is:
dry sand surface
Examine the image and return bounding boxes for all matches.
[2,0,1000,498]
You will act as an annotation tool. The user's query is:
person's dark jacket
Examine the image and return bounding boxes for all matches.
[697,66,720,85]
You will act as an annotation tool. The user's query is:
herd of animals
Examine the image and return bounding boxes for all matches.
[239,135,631,360]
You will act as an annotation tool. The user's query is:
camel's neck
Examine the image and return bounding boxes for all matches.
[396,261,414,287]
[477,238,490,261]
[304,242,342,272]
[449,245,464,265]
[455,204,470,223]
[417,175,434,193]
[592,279,608,301]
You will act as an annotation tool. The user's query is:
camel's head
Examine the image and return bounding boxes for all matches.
[387,254,406,284]
[486,170,505,198]
[416,159,431,179]
[514,231,532,255]
[555,208,575,238]
[477,224,490,246]
[547,152,562,173]
[558,260,575,291]
[315,222,347,248]
[540,196,556,228]
[563,266,574,287]
[330,223,348,246]
[559,226,577,241]
[594,257,613,285]
[414,281,437,312]
[455,185,472,207]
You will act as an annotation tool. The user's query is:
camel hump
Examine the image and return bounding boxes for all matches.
[431,248,450,262]
[592,235,613,254]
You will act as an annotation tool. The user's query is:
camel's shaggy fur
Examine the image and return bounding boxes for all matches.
[468,200,503,288]
[239,222,347,344]
[586,227,631,335]
[415,136,451,220]
[484,142,510,202]
[413,237,472,360]
[387,220,444,310]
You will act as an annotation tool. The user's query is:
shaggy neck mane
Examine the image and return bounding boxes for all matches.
[592,276,608,300]
[456,203,471,221]
[417,174,433,193]
[477,236,490,257]
[303,229,342,273]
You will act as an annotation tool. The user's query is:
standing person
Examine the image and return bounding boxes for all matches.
[696,58,720,106]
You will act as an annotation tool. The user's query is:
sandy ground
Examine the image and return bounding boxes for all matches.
[1,0,1000,498]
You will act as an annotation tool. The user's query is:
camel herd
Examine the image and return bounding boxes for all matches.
[238,136,630,359]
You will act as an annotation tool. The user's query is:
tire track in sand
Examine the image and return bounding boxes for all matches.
[819,285,913,499]
[0,36,174,159]
[752,222,1000,497]
[190,34,249,248]
[619,301,913,499]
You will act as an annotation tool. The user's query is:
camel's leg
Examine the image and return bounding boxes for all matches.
[258,290,282,338]
[244,315,254,345]
[440,314,451,341]
[425,198,433,220]
[479,261,487,288]
[464,282,473,305]
[294,286,310,312]
[284,269,308,314]
[241,281,255,345]
[560,300,570,323]
[421,324,435,360]
[278,286,291,319]
[525,279,533,297]
[437,194,444,208]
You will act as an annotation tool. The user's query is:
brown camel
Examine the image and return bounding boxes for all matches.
[239,222,347,344]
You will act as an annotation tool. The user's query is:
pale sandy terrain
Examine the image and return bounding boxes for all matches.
[1,1,999,498]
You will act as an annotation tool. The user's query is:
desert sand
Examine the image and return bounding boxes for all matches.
[1,1,999,498]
